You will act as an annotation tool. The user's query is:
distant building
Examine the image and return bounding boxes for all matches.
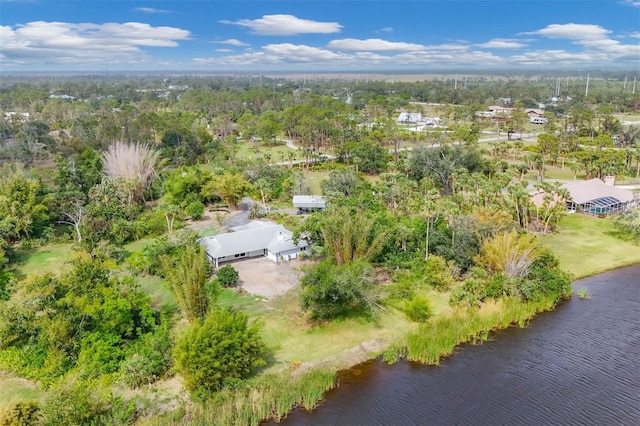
[562,178,639,216]
[397,112,423,124]
[49,94,76,100]
[529,117,549,124]
[525,108,545,118]
[293,195,326,213]
[200,221,309,268]
[487,106,513,115]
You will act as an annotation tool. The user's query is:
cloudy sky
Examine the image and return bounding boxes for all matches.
[1,0,639,72]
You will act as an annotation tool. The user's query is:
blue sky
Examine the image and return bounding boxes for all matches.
[1,0,638,71]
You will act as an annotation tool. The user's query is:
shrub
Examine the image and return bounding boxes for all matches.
[173,309,267,394]
[132,209,174,239]
[120,325,172,388]
[42,376,110,426]
[423,255,453,290]
[449,278,486,307]
[404,297,433,322]
[185,201,205,221]
[300,260,380,320]
[140,232,200,276]
[216,264,239,287]
[0,401,41,426]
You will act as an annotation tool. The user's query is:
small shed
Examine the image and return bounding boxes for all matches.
[293,195,327,213]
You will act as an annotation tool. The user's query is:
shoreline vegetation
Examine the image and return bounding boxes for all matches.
[136,214,640,425]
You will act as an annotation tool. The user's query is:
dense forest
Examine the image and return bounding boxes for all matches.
[0,72,638,425]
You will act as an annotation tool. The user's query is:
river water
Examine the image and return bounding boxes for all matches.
[281,265,640,425]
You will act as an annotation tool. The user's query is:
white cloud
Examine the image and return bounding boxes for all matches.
[194,42,501,69]
[375,27,394,34]
[215,48,233,53]
[0,21,190,67]
[523,23,610,40]
[628,32,640,38]
[521,23,639,64]
[219,14,342,35]
[134,7,170,14]
[212,38,250,47]
[509,50,598,65]
[620,0,640,7]
[328,38,425,51]
[476,39,527,49]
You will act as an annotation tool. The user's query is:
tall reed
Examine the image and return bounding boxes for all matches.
[141,369,336,426]
[405,296,559,365]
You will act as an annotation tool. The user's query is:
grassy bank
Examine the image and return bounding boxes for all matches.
[140,369,336,426]
[396,297,558,365]
[540,214,640,279]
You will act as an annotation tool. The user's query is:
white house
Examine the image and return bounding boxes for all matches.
[397,112,423,124]
[529,117,549,124]
[200,221,309,268]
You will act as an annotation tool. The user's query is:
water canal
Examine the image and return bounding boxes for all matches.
[280,265,640,425]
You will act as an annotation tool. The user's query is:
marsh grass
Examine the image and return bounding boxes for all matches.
[577,288,592,300]
[141,369,336,426]
[403,297,558,365]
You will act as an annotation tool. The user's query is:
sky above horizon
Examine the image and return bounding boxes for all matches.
[1,0,639,72]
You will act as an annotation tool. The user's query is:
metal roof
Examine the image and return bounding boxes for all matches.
[293,195,326,209]
[562,179,636,205]
[200,222,307,260]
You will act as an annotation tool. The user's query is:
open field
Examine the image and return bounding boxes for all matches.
[234,140,297,162]
[540,214,640,279]
[304,170,330,195]
[13,243,74,279]
[0,371,45,409]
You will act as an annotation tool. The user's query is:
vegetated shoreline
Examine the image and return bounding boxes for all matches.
[146,259,639,426]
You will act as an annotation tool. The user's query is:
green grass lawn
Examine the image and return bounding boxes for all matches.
[0,371,44,409]
[216,285,459,373]
[136,275,176,312]
[13,243,75,279]
[304,170,330,195]
[540,214,640,279]
[234,140,297,163]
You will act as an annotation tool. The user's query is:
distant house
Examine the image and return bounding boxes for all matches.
[562,178,639,216]
[525,109,545,118]
[200,221,309,268]
[397,112,423,125]
[293,195,326,213]
[529,117,549,124]
[487,106,513,115]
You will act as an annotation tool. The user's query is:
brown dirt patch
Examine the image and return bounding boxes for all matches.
[184,208,232,232]
[230,257,305,299]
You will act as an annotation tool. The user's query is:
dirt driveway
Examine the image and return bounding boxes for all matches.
[229,257,305,299]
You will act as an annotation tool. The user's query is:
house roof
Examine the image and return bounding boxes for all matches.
[200,221,307,259]
[293,195,326,209]
[562,178,636,204]
[397,112,422,123]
